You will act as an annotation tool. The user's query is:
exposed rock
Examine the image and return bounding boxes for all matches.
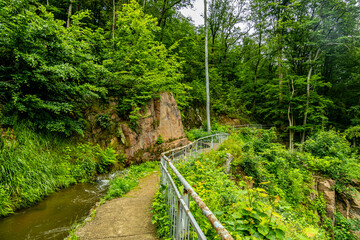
[349,190,360,219]
[122,92,189,160]
[317,178,336,219]
[110,137,118,146]
[224,153,234,174]
[85,92,189,162]
[117,126,126,145]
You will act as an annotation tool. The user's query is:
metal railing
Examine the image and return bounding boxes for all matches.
[160,133,234,240]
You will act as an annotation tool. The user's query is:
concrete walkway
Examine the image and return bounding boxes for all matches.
[76,172,160,240]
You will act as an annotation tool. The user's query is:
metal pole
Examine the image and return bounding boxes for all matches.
[176,199,181,239]
[183,189,190,237]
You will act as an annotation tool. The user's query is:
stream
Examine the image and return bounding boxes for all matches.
[0,174,117,240]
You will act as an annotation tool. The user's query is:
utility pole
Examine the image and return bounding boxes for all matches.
[204,0,211,132]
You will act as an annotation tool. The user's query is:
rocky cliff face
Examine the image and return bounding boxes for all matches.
[85,92,189,163]
[121,92,189,160]
[313,177,360,227]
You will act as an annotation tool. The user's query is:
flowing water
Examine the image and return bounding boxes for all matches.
[0,174,117,240]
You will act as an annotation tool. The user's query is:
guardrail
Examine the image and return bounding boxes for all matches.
[160,133,234,240]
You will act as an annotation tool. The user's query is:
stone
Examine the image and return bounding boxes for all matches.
[157,92,187,141]
[317,178,336,219]
[349,190,360,219]
[121,92,189,160]
[84,92,189,162]
[118,126,126,145]
[110,137,118,146]
[224,153,234,174]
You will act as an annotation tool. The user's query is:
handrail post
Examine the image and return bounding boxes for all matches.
[182,189,190,237]
[160,133,233,240]
[161,155,167,186]
[176,199,181,239]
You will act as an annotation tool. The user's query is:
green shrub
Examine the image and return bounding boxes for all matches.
[156,135,164,145]
[304,130,350,160]
[95,146,118,174]
[303,131,360,182]
[105,161,157,200]
[0,126,120,216]
[152,188,171,239]
[96,114,112,129]
[334,212,360,240]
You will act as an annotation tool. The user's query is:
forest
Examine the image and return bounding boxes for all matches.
[1,0,359,142]
[0,0,360,239]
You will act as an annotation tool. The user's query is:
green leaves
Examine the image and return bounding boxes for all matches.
[104,0,183,124]
[0,1,108,135]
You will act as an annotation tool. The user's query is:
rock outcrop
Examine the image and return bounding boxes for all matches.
[85,92,189,163]
[316,178,336,219]
[122,92,189,159]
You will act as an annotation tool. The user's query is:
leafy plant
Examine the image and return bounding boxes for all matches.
[96,114,112,129]
[334,212,360,240]
[95,146,118,174]
[152,187,171,239]
[105,161,157,200]
[156,135,164,145]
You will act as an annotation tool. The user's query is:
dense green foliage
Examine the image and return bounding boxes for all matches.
[154,128,360,239]
[1,0,360,237]
[1,0,360,141]
[0,0,184,135]
[105,161,158,200]
[0,2,108,135]
[0,126,121,216]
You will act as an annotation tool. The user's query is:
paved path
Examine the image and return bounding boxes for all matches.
[76,172,160,240]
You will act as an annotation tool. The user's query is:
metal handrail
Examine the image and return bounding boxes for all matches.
[160,133,234,240]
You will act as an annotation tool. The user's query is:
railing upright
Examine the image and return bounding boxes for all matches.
[160,133,233,240]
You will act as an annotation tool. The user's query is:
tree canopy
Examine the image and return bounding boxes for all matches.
[0,0,359,144]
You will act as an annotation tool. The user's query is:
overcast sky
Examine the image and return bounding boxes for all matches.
[179,0,204,26]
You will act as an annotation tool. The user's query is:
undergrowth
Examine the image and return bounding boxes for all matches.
[153,128,360,239]
[0,126,123,217]
[105,161,158,200]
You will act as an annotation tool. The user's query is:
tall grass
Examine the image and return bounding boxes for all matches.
[0,126,120,217]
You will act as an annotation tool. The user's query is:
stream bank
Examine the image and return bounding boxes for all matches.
[0,176,110,240]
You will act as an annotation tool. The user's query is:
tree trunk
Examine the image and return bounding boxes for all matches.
[112,0,116,39]
[157,0,168,27]
[205,0,211,132]
[278,41,283,104]
[253,30,262,114]
[288,76,295,152]
[301,48,321,144]
[66,0,73,28]
[46,0,49,5]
